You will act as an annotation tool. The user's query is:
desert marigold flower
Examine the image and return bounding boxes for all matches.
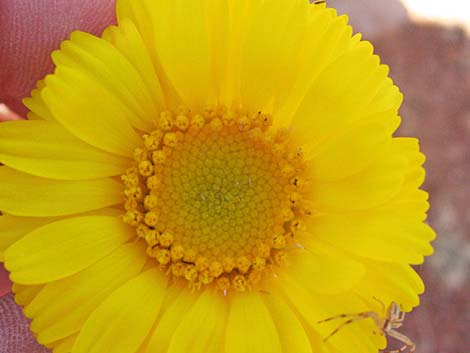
[0,1,435,353]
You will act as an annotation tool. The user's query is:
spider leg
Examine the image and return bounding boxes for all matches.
[397,311,406,322]
[319,312,379,342]
[317,311,374,323]
[383,329,416,353]
[390,311,406,329]
[382,345,407,353]
[372,296,386,313]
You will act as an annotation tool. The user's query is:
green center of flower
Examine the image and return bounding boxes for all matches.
[121,106,309,292]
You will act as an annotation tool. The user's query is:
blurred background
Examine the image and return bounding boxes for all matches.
[0,0,469,352]
[328,0,470,352]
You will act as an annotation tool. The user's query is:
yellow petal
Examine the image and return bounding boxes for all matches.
[146,0,212,107]
[225,292,282,353]
[2,209,122,262]
[167,290,226,353]
[12,283,44,306]
[0,214,53,261]
[291,39,402,147]
[0,120,130,180]
[205,0,230,104]
[239,0,307,111]
[0,167,123,217]
[141,288,199,353]
[312,152,407,211]
[117,0,212,108]
[373,189,429,223]
[72,268,166,353]
[22,80,55,121]
[102,19,165,112]
[283,244,365,295]
[275,9,352,124]
[52,334,78,353]
[116,0,154,49]
[116,0,181,107]
[26,243,147,344]
[353,261,424,312]
[218,0,253,105]
[307,211,435,264]
[4,216,133,284]
[391,138,426,194]
[52,31,159,131]
[263,294,313,353]
[308,120,393,182]
[42,66,141,158]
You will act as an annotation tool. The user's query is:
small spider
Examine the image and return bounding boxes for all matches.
[317,301,416,353]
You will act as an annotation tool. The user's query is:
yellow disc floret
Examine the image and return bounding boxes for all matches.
[122,106,309,292]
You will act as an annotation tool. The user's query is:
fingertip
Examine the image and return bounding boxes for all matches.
[0,103,24,121]
[0,0,116,116]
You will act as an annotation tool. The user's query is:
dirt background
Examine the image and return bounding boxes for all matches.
[0,1,469,352]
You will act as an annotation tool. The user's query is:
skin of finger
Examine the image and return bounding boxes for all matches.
[0,294,50,353]
[0,103,23,122]
[0,0,116,117]
[0,264,11,297]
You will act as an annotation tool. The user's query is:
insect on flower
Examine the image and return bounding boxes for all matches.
[318,301,416,353]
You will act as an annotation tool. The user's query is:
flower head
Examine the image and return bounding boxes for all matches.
[0,1,434,353]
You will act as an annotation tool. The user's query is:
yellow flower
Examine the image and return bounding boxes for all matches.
[0,1,435,353]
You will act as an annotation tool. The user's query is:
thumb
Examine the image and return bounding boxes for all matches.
[0,294,49,353]
[0,0,116,117]
[0,103,22,122]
